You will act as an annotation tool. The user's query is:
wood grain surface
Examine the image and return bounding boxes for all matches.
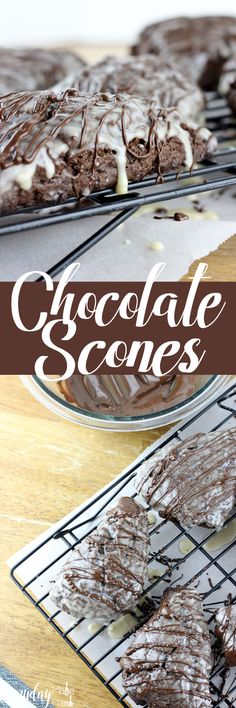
[184,232,236,281]
[1,42,236,708]
[1,376,169,708]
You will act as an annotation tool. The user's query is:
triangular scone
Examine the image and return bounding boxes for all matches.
[58,55,204,123]
[215,603,236,666]
[50,497,149,624]
[135,430,236,529]
[121,587,212,707]
[0,90,217,213]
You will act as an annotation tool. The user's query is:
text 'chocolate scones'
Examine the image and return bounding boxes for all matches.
[120,587,212,707]
[50,497,149,624]
[135,429,236,529]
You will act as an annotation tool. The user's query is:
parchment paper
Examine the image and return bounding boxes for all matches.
[0,185,235,281]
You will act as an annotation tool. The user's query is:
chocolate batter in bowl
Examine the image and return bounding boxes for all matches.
[21,374,230,431]
[58,374,206,416]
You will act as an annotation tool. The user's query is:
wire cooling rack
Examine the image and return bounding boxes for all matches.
[1,94,236,278]
[10,381,236,707]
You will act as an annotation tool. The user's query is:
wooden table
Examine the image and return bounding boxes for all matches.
[1,43,236,708]
[1,376,169,708]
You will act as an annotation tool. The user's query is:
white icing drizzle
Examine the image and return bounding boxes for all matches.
[0,91,217,202]
[219,53,236,94]
[108,613,137,639]
[57,55,205,123]
[133,16,236,88]
[0,141,68,195]
[49,497,150,625]
[0,47,85,95]
[121,587,212,707]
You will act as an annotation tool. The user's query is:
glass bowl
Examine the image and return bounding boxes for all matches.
[21,375,230,432]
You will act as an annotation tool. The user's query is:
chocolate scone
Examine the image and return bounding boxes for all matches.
[132,16,236,90]
[50,497,149,624]
[227,80,236,116]
[0,89,217,213]
[120,587,212,707]
[135,429,236,529]
[56,55,204,122]
[218,52,236,114]
[59,374,206,417]
[219,52,236,95]
[215,603,236,666]
[0,47,85,96]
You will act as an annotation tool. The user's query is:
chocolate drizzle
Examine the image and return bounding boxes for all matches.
[0,47,85,96]
[227,80,236,117]
[58,374,207,417]
[120,587,212,707]
[59,55,204,123]
[215,602,236,666]
[0,90,205,167]
[132,16,236,90]
[135,429,236,529]
[50,497,150,624]
[218,51,236,94]
[0,89,217,211]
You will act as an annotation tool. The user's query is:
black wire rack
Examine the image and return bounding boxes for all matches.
[10,381,236,707]
[1,94,236,279]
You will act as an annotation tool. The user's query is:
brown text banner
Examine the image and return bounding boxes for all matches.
[0,276,235,376]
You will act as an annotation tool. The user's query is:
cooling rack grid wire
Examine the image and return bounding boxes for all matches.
[0,94,236,278]
[10,381,236,707]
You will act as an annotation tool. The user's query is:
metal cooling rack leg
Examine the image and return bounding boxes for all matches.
[36,206,138,281]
